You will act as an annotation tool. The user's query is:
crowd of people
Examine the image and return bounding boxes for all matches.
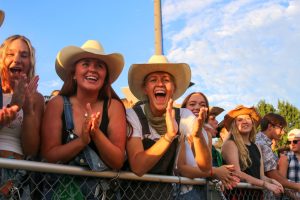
[1,9,300,200]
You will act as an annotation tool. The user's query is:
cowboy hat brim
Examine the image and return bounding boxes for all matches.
[55,45,124,83]
[224,105,261,131]
[128,62,191,100]
[0,10,5,27]
[209,106,224,117]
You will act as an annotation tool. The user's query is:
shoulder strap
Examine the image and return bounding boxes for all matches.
[99,97,109,135]
[62,96,74,131]
[174,108,180,134]
[132,105,150,135]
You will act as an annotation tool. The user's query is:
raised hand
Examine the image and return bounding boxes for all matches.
[23,75,39,114]
[0,105,19,126]
[80,103,93,145]
[165,99,178,138]
[192,107,208,137]
[10,74,27,110]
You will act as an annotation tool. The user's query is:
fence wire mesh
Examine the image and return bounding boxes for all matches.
[0,159,299,200]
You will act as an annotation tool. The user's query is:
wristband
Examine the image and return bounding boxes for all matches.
[163,134,174,143]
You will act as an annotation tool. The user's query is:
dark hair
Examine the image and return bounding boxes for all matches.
[181,92,209,122]
[260,113,287,131]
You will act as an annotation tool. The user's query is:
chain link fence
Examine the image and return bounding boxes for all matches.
[0,158,298,200]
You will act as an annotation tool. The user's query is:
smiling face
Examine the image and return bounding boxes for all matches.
[143,72,175,116]
[235,114,253,134]
[4,38,31,87]
[185,93,208,117]
[74,58,107,92]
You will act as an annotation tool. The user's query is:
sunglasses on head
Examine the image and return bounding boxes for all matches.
[287,140,300,145]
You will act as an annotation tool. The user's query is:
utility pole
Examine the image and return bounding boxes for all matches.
[154,0,163,55]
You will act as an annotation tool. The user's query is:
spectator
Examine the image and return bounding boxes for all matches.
[126,55,211,177]
[41,40,126,199]
[256,113,300,198]
[178,92,239,199]
[222,105,283,197]
[0,35,44,197]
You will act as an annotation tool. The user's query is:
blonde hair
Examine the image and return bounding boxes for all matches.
[230,118,257,171]
[0,35,35,93]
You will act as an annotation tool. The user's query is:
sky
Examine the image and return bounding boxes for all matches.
[1,0,299,119]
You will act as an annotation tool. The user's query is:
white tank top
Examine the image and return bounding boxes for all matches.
[0,93,24,155]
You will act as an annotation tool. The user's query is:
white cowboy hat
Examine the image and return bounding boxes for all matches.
[0,10,5,27]
[128,54,191,100]
[288,129,300,140]
[55,40,124,83]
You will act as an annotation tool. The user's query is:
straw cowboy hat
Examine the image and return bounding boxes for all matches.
[223,105,261,131]
[0,10,4,27]
[128,54,191,100]
[288,129,300,140]
[55,40,124,83]
[209,106,224,117]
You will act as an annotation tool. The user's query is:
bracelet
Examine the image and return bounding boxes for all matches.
[163,134,174,143]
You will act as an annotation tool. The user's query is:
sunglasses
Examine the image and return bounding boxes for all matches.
[287,140,300,145]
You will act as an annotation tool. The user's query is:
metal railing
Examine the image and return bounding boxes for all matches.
[0,158,297,200]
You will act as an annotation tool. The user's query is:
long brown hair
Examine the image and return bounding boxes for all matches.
[181,92,209,122]
[230,118,257,171]
[0,35,35,93]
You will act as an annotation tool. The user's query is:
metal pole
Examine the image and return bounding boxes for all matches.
[154,0,163,55]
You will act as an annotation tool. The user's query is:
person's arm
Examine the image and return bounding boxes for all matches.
[191,107,212,172]
[278,154,289,178]
[266,170,300,192]
[41,96,87,163]
[90,99,126,169]
[126,99,178,176]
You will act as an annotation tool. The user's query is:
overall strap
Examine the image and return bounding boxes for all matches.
[132,105,150,135]
[62,96,74,131]
[174,108,180,134]
[99,97,109,135]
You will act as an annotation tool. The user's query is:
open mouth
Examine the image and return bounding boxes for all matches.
[85,75,99,82]
[9,66,22,74]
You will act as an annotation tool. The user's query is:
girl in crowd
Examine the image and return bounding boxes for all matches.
[0,35,44,197]
[222,105,283,197]
[125,55,211,198]
[41,40,126,199]
[178,92,239,199]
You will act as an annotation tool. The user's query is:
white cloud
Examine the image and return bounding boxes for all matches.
[163,0,300,112]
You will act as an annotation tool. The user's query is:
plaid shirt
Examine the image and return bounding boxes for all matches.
[286,151,300,183]
[255,132,278,172]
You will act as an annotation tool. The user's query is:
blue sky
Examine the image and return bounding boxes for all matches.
[1,0,299,118]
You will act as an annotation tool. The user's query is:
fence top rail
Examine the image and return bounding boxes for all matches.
[0,158,260,189]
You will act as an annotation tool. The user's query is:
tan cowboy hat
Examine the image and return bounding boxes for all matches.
[55,40,124,83]
[0,10,5,27]
[209,106,224,117]
[223,105,261,131]
[288,129,300,140]
[128,54,191,100]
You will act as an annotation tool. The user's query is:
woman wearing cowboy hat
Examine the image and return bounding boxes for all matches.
[221,105,284,197]
[126,55,211,179]
[41,40,126,198]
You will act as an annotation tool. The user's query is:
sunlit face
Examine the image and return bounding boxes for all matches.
[74,58,107,92]
[185,93,207,117]
[288,139,300,153]
[235,114,253,134]
[143,72,175,116]
[4,38,31,86]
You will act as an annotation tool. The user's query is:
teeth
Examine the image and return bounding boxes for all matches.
[86,76,98,81]
[9,67,22,73]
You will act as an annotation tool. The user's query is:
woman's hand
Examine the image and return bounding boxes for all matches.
[11,73,27,110]
[192,107,208,137]
[214,165,240,190]
[165,99,178,139]
[264,181,284,196]
[23,75,39,115]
